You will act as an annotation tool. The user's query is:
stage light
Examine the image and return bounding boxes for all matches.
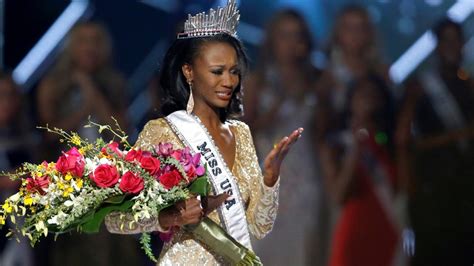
[389,0,474,84]
[12,0,91,90]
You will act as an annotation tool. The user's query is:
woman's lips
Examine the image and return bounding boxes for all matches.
[216,90,232,101]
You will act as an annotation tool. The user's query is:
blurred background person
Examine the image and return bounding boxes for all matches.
[35,21,140,266]
[37,21,128,160]
[320,76,400,266]
[315,5,391,142]
[396,17,474,266]
[244,9,323,266]
[314,5,397,265]
[0,71,35,266]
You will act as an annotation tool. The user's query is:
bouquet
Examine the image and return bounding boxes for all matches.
[0,119,210,262]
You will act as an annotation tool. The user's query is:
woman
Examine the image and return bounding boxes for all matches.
[320,77,399,266]
[105,1,302,265]
[37,21,128,152]
[243,9,323,265]
[315,5,389,140]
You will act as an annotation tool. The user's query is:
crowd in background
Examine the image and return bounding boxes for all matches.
[1,3,474,266]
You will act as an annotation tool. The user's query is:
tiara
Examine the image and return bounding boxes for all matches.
[177,0,240,39]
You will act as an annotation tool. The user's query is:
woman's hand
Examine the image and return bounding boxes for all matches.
[158,194,229,229]
[263,128,303,187]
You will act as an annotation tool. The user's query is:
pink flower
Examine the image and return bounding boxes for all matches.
[91,164,120,188]
[155,143,174,157]
[101,142,123,158]
[56,147,85,177]
[26,176,50,195]
[119,171,144,194]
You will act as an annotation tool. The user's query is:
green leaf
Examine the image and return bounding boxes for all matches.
[104,195,126,204]
[188,175,210,196]
[80,200,134,233]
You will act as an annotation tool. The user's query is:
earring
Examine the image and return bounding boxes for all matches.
[186,80,194,114]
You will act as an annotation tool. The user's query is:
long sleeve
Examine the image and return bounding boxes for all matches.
[233,121,280,240]
[105,118,184,234]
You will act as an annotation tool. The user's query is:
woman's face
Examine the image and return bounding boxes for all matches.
[437,25,463,67]
[351,80,381,121]
[272,17,309,63]
[183,42,240,110]
[0,78,20,126]
[71,25,107,72]
[337,11,371,54]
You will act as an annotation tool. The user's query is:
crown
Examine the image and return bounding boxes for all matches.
[177,0,240,39]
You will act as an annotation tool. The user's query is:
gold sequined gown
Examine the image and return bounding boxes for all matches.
[105,118,279,265]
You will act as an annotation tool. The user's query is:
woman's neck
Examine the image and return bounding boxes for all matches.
[192,104,223,131]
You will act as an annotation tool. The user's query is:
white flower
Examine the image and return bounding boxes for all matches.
[47,216,58,225]
[9,193,20,202]
[85,158,98,173]
[99,157,112,165]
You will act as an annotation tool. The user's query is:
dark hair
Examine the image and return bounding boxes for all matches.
[159,33,248,122]
[348,75,396,148]
[260,9,314,64]
[433,17,464,42]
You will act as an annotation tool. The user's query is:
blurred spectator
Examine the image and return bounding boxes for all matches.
[137,70,164,130]
[37,21,128,158]
[243,9,323,265]
[0,71,34,266]
[36,21,140,266]
[396,18,474,265]
[320,76,400,266]
[315,5,390,142]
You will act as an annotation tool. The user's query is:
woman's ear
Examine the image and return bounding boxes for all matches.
[182,64,193,83]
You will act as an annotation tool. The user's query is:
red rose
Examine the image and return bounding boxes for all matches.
[101,142,123,158]
[56,147,85,177]
[26,176,50,195]
[119,171,144,194]
[185,165,197,180]
[158,169,183,189]
[140,156,161,175]
[91,164,120,188]
[125,149,144,163]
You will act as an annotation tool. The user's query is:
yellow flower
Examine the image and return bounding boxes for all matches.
[76,179,83,189]
[65,173,73,181]
[62,187,74,197]
[24,197,34,206]
[2,202,12,214]
[35,172,43,178]
[57,182,65,190]
[71,135,81,146]
[78,147,86,155]
[0,216,5,225]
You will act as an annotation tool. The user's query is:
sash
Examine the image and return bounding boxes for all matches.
[165,110,252,249]
[420,70,466,130]
[420,70,468,149]
[359,142,399,231]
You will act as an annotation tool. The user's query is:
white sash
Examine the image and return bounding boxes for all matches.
[420,69,468,149]
[420,70,466,130]
[165,110,252,248]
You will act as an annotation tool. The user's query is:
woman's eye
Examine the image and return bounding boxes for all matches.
[211,70,223,75]
[230,69,240,75]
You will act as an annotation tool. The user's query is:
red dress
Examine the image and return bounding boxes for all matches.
[328,138,399,266]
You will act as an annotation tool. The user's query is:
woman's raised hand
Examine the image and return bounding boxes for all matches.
[263,128,303,187]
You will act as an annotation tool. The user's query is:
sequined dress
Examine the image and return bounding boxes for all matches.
[105,118,279,265]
